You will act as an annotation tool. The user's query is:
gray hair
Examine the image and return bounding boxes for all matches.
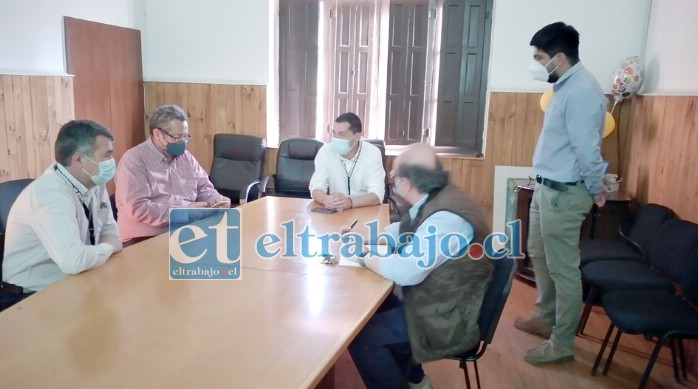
[55,120,113,166]
[397,163,449,194]
[149,105,188,134]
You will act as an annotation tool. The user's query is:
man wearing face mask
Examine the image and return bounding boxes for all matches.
[1,120,122,306]
[309,112,385,210]
[115,105,230,246]
[514,22,608,366]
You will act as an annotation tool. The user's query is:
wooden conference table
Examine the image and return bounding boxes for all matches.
[0,197,393,388]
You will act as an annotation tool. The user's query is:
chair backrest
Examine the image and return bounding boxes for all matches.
[109,194,118,221]
[647,218,698,283]
[0,178,34,281]
[275,137,323,198]
[210,134,266,192]
[364,139,389,202]
[478,256,517,344]
[0,178,34,232]
[628,203,675,252]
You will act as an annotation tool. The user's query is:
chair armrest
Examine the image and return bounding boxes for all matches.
[617,220,632,241]
[240,180,261,205]
[618,221,645,256]
[259,175,272,197]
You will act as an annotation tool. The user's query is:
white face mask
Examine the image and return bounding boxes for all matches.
[331,138,352,155]
[82,156,117,185]
[528,54,558,82]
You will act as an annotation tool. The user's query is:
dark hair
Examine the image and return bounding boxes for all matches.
[149,104,188,135]
[334,112,363,134]
[397,163,449,194]
[530,22,580,64]
[55,120,113,166]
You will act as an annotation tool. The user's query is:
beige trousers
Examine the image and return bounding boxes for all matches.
[528,182,593,351]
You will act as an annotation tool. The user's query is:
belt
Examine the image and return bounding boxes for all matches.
[536,175,579,192]
[0,281,33,295]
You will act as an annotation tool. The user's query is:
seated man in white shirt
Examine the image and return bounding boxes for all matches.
[348,143,493,388]
[1,120,122,307]
[309,112,385,210]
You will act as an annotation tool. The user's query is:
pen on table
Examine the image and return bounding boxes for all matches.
[349,220,358,231]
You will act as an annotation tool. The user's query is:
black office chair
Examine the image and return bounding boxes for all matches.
[579,203,674,268]
[591,243,698,389]
[210,134,266,206]
[0,178,34,282]
[261,137,323,198]
[579,218,698,336]
[577,204,675,334]
[364,139,409,222]
[449,256,516,389]
[109,194,118,221]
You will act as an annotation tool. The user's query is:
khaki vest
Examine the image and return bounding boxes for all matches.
[400,185,493,362]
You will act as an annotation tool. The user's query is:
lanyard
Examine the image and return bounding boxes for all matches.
[54,166,95,245]
[340,142,362,195]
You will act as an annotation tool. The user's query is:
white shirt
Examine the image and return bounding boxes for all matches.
[308,141,386,201]
[365,195,475,287]
[2,164,120,292]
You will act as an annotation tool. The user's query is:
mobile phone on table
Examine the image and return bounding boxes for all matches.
[311,207,337,214]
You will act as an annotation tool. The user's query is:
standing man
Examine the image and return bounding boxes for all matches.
[2,120,122,306]
[515,22,608,365]
[309,112,385,210]
[115,105,230,246]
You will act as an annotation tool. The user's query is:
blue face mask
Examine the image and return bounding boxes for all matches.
[83,156,116,185]
[165,141,187,157]
[331,138,352,155]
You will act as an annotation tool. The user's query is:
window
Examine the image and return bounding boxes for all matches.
[278,0,492,155]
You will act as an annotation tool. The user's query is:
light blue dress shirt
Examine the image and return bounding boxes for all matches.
[365,195,475,286]
[532,62,607,195]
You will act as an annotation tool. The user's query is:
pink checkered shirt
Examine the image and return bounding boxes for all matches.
[115,139,223,242]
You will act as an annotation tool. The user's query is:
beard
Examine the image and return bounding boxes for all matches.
[547,71,560,83]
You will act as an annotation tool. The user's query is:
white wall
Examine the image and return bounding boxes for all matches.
[0,0,145,75]
[143,0,269,84]
[642,0,698,95]
[488,0,651,93]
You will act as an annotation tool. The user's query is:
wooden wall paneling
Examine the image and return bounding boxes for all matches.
[622,95,698,223]
[0,75,74,182]
[28,76,50,175]
[263,147,278,180]
[0,75,11,182]
[144,83,267,174]
[6,76,27,179]
[223,84,238,133]
[0,75,17,181]
[19,76,37,177]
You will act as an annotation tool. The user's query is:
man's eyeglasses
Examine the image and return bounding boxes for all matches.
[159,128,191,144]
